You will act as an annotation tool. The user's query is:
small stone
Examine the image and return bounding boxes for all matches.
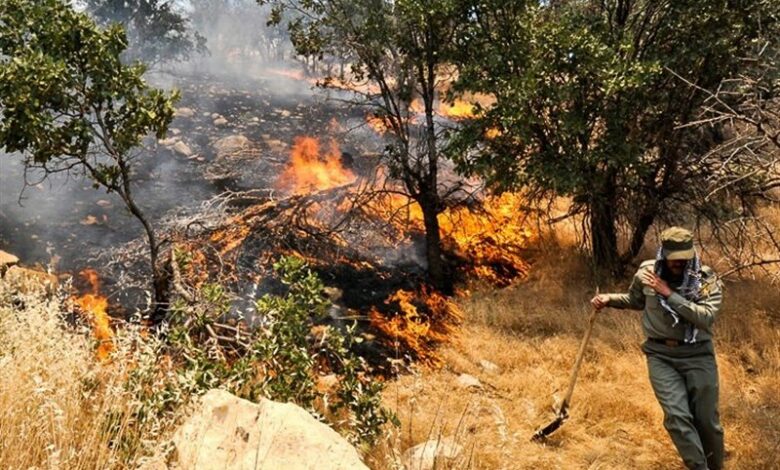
[96,200,112,208]
[455,373,482,389]
[158,136,179,147]
[213,117,228,126]
[80,215,99,225]
[172,141,193,157]
[403,437,463,470]
[174,107,195,118]
[478,359,500,375]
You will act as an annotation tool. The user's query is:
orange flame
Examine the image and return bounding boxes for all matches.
[438,99,478,119]
[367,192,533,286]
[73,269,113,361]
[366,114,390,135]
[369,286,463,367]
[276,137,356,195]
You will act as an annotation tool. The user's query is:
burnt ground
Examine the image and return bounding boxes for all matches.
[0,67,384,300]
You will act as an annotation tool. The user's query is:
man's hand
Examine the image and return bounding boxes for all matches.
[640,271,672,297]
[591,294,610,311]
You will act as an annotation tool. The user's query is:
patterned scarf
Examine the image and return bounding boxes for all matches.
[655,246,703,343]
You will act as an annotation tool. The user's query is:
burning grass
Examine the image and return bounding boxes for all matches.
[71,269,114,361]
[0,280,173,469]
[369,287,464,368]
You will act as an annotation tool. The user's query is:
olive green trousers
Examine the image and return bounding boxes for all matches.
[642,340,724,470]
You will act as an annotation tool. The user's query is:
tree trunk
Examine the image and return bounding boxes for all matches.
[621,207,657,266]
[589,172,620,277]
[419,197,450,293]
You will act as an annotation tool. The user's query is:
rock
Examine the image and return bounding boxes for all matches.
[213,134,251,161]
[165,389,367,470]
[0,250,19,269]
[4,266,58,294]
[172,140,193,157]
[265,138,287,154]
[455,373,482,390]
[213,117,229,127]
[478,359,500,375]
[80,215,99,225]
[403,437,463,470]
[174,107,195,118]
[158,136,180,147]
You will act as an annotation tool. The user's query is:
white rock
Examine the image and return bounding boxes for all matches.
[174,107,195,118]
[213,117,229,127]
[403,437,463,470]
[166,389,368,470]
[172,141,193,157]
[0,250,19,269]
[455,373,482,389]
[478,359,500,375]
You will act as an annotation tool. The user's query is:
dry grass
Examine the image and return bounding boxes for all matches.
[0,282,171,470]
[2,229,778,469]
[369,248,780,469]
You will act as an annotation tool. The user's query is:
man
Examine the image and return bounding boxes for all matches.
[591,227,724,470]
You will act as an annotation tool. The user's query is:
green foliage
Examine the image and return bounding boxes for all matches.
[127,255,394,447]
[86,0,207,65]
[449,0,780,270]
[0,0,178,173]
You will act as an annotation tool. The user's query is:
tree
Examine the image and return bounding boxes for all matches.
[262,0,464,292]
[678,40,780,277]
[450,0,779,275]
[85,0,207,65]
[0,0,179,309]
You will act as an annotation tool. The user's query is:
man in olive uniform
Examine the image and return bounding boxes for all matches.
[591,227,724,470]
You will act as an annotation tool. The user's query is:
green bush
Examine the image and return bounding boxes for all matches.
[124,254,395,449]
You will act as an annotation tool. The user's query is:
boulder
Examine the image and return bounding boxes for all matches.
[213,134,251,161]
[403,437,463,470]
[165,389,367,470]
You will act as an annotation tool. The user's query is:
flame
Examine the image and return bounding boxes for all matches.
[367,192,533,286]
[276,137,356,194]
[369,286,463,367]
[73,269,113,361]
[438,99,477,119]
[366,114,390,135]
[484,127,502,140]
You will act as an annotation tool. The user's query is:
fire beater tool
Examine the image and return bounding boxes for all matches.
[532,291,600,442]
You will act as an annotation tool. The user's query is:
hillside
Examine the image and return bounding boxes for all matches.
[368,249,780,469]
[2,244,778,469]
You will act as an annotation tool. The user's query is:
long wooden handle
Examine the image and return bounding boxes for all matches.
[560,307,599,411]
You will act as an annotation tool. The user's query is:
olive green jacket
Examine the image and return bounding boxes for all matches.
[605,260,722,341]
